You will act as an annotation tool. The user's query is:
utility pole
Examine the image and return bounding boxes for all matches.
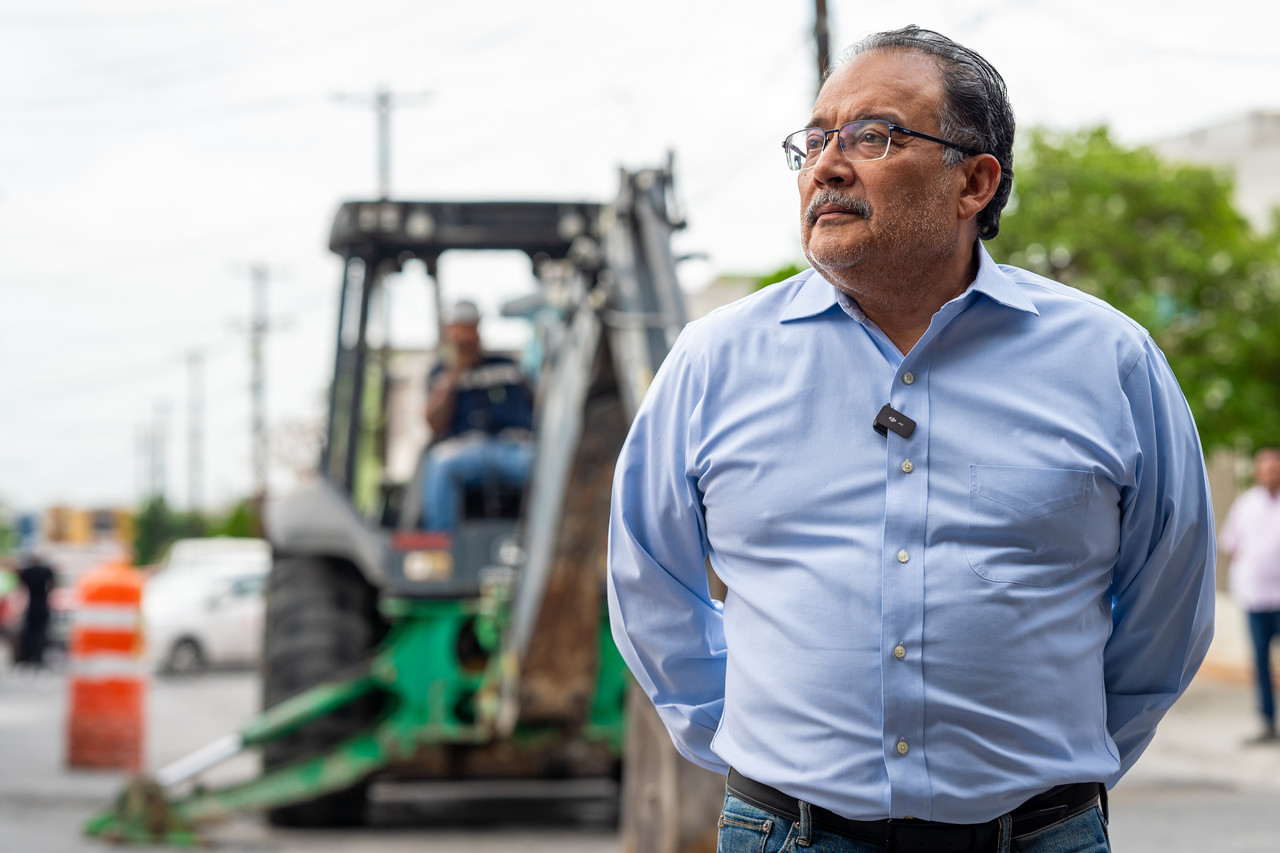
[151,401,170,503]
[332,86,431,199]
[135,425,149,504]
[249,264,269,501]
[187,350,204,515]
[814,0,831,98]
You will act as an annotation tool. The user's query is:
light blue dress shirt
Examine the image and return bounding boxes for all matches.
[607,244,1216,824]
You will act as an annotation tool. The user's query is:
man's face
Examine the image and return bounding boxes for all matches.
[444,321,481,357]
[798,50,965,290]
[1255,450,1280,492]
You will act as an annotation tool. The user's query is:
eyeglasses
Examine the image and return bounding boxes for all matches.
[782,119,981,171]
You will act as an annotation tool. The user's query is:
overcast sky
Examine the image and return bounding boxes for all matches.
[2,0,1278,515]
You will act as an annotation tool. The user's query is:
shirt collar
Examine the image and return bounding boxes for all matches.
[969,242,1039,315]
[779,242,1039,324]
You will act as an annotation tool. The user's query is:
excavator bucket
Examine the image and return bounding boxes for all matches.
[84,778,202,848]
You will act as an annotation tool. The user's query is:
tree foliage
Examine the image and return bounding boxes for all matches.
[754,261,808,290]
[990,126,1280,451]
[132,496,260,566]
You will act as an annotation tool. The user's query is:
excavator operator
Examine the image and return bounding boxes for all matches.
[419,300,535,532]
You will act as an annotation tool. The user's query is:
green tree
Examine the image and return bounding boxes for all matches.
[213,499,261,538]
[991,126,1280,451]
[754,261,808,291]
[132,498,217,565]
[0,505,15,555]
[133,496,180,566]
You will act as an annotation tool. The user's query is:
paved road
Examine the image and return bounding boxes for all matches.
[2,644,1279,852]
[0,655,618,853]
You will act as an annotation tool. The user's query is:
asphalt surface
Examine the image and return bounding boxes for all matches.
[2,599,1279,852]
[0,654,618,853]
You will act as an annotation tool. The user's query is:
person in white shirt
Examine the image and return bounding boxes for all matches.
[1220,446,1280,744]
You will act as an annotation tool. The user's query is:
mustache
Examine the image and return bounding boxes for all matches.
[805,189,872,225]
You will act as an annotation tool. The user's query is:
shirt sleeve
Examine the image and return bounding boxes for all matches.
[1104,340,1216,785]
[606,332,729,773]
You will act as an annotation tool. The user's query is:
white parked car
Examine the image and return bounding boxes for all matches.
[143,538,270,675]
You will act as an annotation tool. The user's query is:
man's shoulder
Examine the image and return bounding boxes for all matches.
[995,262,1152,345]
[682,269,817,342]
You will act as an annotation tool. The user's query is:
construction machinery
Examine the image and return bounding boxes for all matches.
[85,161,724,850]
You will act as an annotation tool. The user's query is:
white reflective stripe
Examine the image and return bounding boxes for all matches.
[68,654,149,677]
[73,607,141,628]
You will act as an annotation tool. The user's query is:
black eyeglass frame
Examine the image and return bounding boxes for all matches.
[782,120,983,170]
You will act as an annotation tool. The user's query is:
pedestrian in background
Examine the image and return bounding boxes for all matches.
[608,24,1216,853]
[1220,446,1280,745]
[15,551,55,668]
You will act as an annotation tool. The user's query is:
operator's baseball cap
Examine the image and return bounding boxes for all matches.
[444,299,481,326]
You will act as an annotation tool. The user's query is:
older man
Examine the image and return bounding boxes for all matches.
[607,25,1215,853]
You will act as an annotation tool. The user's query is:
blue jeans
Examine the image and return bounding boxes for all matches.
[1247,610,1280,724]
[716,793,1110,853]
[420,434,533,531]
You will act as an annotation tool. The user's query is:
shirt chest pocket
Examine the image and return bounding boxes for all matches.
[965,465,1094,587]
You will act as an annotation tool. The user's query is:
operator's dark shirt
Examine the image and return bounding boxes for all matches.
[429,355,533,440]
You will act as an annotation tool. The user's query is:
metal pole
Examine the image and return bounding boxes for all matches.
[377,88,392,200]
[321,254,356,484]
[332,88,429,200]
[343,261,376,495]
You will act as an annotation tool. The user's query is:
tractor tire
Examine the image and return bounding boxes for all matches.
[261,556,384,827]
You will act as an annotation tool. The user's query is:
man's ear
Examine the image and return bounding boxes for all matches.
[957,154,1001,223]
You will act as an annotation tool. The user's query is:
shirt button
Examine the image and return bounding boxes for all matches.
[901,460,914,474]
[896,739,909,755]
[897,550,909,564]
[894,644,906,660]
[902,372,915,385]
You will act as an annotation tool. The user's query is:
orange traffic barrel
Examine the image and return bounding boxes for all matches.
[66,560,147,771]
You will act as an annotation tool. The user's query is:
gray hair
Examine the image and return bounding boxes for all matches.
[841,25,1015,240]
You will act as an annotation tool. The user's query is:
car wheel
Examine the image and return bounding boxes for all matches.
[165,638,204,675]
[261,556,384,827]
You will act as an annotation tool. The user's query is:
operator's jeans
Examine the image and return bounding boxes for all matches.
[716,794,1110,853]
[420,433,533,531]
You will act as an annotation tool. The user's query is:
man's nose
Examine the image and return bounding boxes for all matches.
[809,134,853,185]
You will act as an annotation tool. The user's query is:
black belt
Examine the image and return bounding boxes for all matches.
[726,769,1102,853]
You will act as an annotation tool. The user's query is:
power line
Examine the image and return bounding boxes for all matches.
[0,337,237,404]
